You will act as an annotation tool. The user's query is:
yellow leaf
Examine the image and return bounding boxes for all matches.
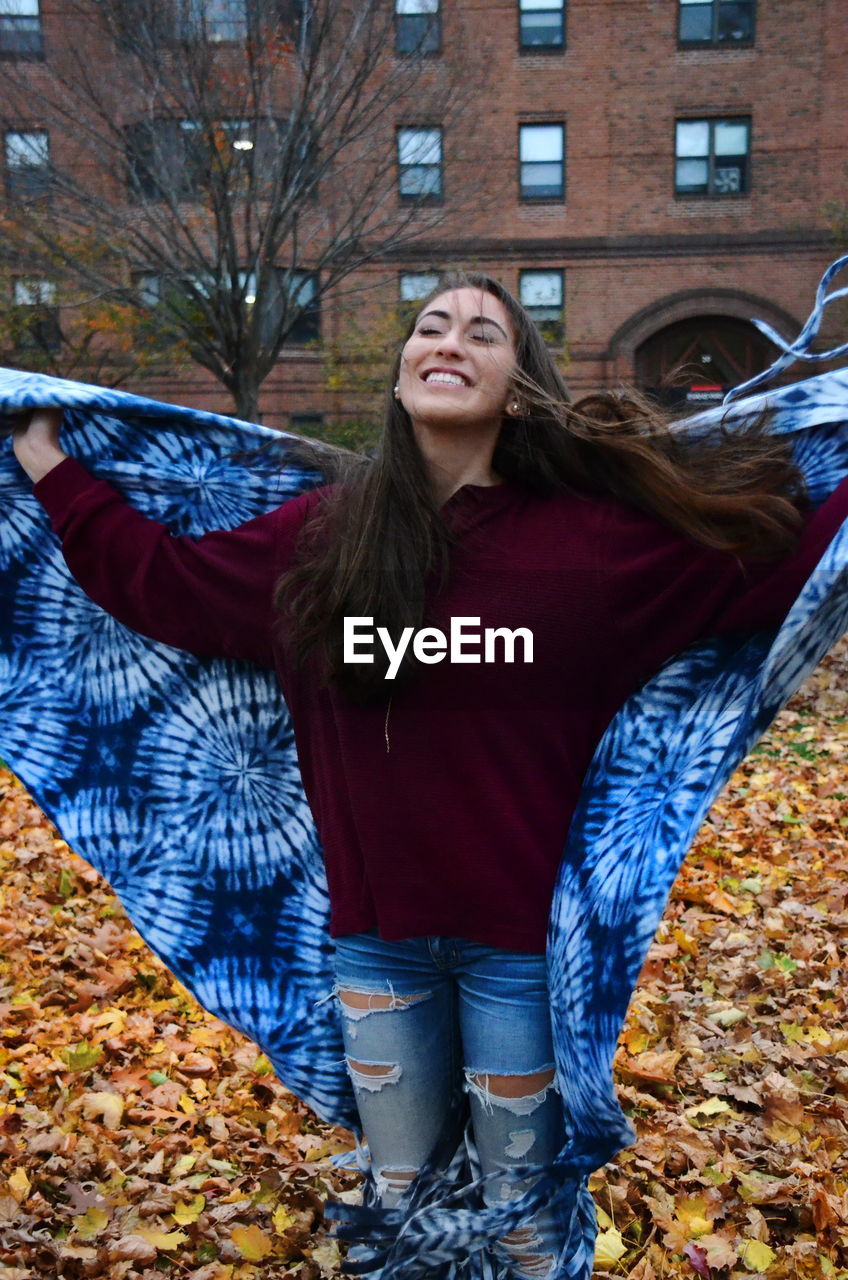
[60,1041,102,1071]
[134,1227,190,1250]
[310,1237,342,1271]
[738,1238,777,1271]
[170,1154,197,1178]
[178,1092,196,1114]
[685,1097,731,1126]
[272,1204,297,1233]
[673,926,698,956]
[765,1120,801,1144]
[173,1194,205,1225]
[594,1204,614,1231]
[231,1224,273,1261]
[675,1195,713,1237]
[91,1007,126,1034]
[73,1207,109,1240]
[594,1226,627,1266]
[81,1090,124,1130]
[622,1028,651,1054]
[8,1167,31,1202]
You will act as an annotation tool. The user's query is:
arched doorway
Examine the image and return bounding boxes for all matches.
[635,316,774,410]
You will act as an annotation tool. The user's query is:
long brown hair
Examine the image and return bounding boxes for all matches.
[276,270,805,702]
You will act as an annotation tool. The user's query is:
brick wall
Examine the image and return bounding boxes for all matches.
[3,0,844,429]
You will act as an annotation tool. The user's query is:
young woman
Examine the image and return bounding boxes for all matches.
[12,272,848,1279]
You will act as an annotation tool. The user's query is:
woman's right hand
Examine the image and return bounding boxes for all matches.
[12,408,68,483]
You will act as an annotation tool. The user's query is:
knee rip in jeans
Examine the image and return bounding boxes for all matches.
[346,1057,404,1091]
[498,1225,556,1280]
[373,1166,418,1207]
[337,984,432,1024]
[464,1067,558,1117]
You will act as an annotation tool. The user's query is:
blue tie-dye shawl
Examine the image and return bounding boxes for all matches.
[2,259,847,1279]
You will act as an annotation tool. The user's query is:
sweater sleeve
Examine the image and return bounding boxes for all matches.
[604,474,848,695]
[33,456,319,669]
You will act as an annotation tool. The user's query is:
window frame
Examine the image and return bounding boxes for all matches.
[518,0,565,53]
[518,122,565,202]
[677,0,756,49]
[394,0,441,56]
[399,271,440,304]
[674,115,751,198]
[518,268,564,345]
[11,277,60,352]
[126,116,301,202]
[396,126,444,203]
[0,0,43,58]
[183,0,249,43]
[283,270,321,346]
[4,127,50,199]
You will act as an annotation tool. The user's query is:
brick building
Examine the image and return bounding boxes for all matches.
[2,0,846,430]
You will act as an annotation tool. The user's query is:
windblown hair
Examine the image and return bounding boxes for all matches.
[276,270,806,703]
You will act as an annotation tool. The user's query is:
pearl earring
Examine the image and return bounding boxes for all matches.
[510,401,521,415]
[393,383,400,399]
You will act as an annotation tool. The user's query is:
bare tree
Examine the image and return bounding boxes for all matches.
[0,0,481,419]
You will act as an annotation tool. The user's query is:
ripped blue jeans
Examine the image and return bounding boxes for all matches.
[333,931,565,1280]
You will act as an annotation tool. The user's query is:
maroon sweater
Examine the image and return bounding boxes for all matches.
[35,458,848,952]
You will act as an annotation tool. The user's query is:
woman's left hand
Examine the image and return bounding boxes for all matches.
[12,408,68,483]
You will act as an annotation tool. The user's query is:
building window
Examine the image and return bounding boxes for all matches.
[284,271,321,344]
[399,271,440,322]
[0,0,42,56]
[397,127,443,201]
[519,270,563,343]
[399,271,440,303]
[127,120,195,200]
[675,117,750,196]
[519,0,565,50]
[12,279,60,351]
[395,0,440,54]
[4,129,49,198]
[126,118,275,201]
[238,268,320,344]
[678,0,755,45]
[519,124,564,200]
[184,0,248,42]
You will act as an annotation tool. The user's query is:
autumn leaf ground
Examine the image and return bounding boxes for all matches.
[1,638,847,1280]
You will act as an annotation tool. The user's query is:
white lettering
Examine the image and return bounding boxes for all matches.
[450,616,481,663]
[342,617,534,676]
[344,616,375,664]
[484,627,534,663]
[412,627,448,664]
[377,626,415,680]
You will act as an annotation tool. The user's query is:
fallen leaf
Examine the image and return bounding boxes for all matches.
[81,1089,124,1129]
[231,1223,273,1260]
[738,1237,777,1270]
[134,1227,190,1250]
[7,1167,31,1202]
[594,1226,627,1265]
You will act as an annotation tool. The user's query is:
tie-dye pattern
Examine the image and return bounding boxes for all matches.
[1,260,847,1278]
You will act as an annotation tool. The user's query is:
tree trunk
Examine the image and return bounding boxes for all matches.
[232,374,262,425]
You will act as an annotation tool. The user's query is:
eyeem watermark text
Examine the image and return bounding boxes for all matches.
[343,616,534,680]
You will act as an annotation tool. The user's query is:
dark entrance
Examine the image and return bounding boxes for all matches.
[635,316,775,410]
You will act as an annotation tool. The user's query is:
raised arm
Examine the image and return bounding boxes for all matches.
[602,475,848,697]
[14,410,319,669]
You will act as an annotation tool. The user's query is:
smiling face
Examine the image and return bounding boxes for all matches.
[397,287,518,437]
